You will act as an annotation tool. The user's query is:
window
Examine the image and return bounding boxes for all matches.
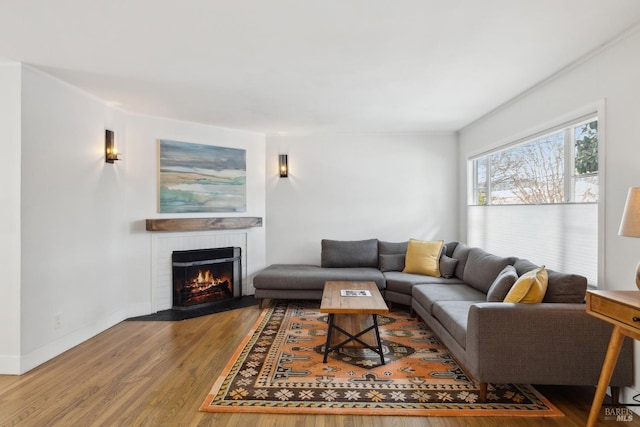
[467,115,599,285]
[471,116,598,206]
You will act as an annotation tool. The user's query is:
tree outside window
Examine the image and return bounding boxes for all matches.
[471,118,598,205]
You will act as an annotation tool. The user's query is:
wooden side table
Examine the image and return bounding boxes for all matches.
[586,290,640,427]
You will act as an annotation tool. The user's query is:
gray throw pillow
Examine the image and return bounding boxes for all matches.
[378,241,408,271]
[463,248,517,293]
[379,254,405,272]
[451,243,471,279]
[443,242,459,258]
[486,265,518,302]
[439,255,458,279]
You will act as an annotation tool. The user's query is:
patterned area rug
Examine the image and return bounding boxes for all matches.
[200,301,562,417]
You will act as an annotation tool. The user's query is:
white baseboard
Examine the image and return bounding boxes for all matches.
[127,302,155,318]
[0,355,21,375]
[18,309,127,374]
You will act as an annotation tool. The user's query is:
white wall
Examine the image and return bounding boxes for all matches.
[19,66,129,373]
[123,114,266,316]
[458,28,640,394]
[0,64,266,374]
[266,133,458,264]
[0,62,22,373]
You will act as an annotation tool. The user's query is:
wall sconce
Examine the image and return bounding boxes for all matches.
[105,129,121,163]
[619,187,640,289]
[279,154,288,178]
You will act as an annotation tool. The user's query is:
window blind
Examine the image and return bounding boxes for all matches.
[467,203,597,285]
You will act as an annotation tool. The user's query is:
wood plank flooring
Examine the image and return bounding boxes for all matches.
[0,304,637,427]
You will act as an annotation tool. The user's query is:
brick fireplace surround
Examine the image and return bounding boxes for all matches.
[146,217,262,312]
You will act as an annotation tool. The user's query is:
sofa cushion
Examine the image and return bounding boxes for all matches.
[513,258,538,275]
[514,259,587,303]
[384,271,463,296]
[504,266,548,303]
[439,255,459,279]
[403,239,444,276]
[432,300,479,350]
[463,248,517,294]
[253,264,386,290]
[321,239,379,268]
[544,270,587,303]
[379,254,404,272]
[451,242,471,280]
[378,241,408,272]
[443,242,459,258]
[486,265,518,302]
[412,284,486,315]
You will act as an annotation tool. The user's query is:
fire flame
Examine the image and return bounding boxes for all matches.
[176,267,232,306]
[196,269,214,284]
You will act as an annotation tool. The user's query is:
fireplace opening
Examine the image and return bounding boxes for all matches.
[172,247,242,310]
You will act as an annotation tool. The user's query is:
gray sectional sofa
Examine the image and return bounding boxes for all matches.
[253,238,633,400]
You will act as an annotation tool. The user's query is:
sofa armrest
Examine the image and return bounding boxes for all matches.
[465,302,633,386]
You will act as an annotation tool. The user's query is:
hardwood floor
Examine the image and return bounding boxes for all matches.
[0,304,637,427]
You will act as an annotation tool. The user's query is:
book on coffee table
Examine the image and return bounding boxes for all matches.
[340,290,372,297]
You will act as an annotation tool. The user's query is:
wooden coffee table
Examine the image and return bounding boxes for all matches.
[320,281,389,365]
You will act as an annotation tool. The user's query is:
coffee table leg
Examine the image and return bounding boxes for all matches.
[323,314,335,363]
[373,314,385,365]
[323,312,385,366]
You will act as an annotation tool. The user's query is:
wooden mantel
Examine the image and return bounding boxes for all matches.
[145,217,262,232]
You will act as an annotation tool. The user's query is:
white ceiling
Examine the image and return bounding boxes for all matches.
[1,0,640,135]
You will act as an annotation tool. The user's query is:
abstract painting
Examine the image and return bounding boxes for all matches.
[159,139,246,213]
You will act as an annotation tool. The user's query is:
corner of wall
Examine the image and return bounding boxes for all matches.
[0,61,22,374]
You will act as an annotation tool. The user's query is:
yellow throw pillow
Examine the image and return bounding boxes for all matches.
[403,239,444,277]
[503,266,548,303]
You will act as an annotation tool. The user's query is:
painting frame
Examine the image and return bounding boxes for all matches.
[158,139,247,213]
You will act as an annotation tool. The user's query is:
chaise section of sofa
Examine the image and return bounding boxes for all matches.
[253,264,384,307]
[253,239,385,308]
